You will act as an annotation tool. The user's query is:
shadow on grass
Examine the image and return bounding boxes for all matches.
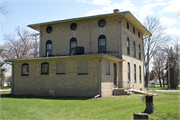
[1,94,92,100]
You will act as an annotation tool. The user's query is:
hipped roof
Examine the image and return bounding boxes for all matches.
[28,11,151,36]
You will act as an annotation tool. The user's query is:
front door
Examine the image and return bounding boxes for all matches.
[114,63,117,87]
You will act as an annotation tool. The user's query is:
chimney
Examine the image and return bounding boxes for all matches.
[113,9,119,13]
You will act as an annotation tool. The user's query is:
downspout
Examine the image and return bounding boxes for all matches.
[5,62,14,94]
[95,55,104,98]
[40,31,42,57]
[118,12,126,58]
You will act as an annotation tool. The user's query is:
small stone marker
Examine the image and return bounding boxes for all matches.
[134,113,149,119]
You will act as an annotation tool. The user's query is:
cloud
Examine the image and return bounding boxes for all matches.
[76,0,89,3]
[163,0,180,13]
[165,27,180,36]
[85,0,138,16]
[91,0,112,5]
[160,17,177,27]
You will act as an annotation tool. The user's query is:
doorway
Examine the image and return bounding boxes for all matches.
[114,63,117,87]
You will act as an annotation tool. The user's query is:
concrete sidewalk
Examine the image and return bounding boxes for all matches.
[0,89,11,92]
[154,90,180,92]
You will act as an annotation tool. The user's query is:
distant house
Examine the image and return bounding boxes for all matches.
[3,67,12,86]
[5,9,151,97]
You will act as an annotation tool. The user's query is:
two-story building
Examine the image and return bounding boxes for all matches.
[6,9,151,97]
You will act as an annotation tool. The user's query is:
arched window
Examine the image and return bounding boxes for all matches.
[41,62,49,74]
[133,41,136,57]
[139,66,141,83]
[70,38,77,55]
[56,62,65,74]
[98,35,106,53]
[78,60,87,75]
[127,37,130,55]
[138,44,141,60]
[133,27,135,34]
[106,61,110,75]
[127,22,129,29]
[134,64,136,83]
[138,32,140,38]
[22,63,29,76]
[128,62,130,82]
[46,40,52,56]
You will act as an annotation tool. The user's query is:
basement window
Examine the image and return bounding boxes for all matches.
[78,61,88,75]
[22,63,29,76]
[41,62,49,75]
[56,62,65,74]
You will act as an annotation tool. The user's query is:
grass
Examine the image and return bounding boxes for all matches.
[0,86,11,89]
[1,92,179,119]
[148,85,180,90]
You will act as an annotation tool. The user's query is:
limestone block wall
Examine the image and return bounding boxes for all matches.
[12,56,101,97]
[101,58,122,97]
[120,17,144,90]
[40,15,124,57]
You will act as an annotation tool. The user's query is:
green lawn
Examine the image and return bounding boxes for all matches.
[1,92,179,119]
[148,85,180,90]
[0,86,11,89]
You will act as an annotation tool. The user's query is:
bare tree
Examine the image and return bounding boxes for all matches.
[1,27,39,59]
[152,51,166,87]
[143,16,170,88]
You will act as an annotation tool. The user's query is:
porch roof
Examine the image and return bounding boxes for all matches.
[5,54,124,63]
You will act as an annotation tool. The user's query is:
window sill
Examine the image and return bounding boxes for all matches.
[98,51,107,53]
[22,74,29,76]
[106,73,110,75]
[134,81,137,83]
[78,73,88,75]
[128,81,131,83]
[41,73,49,75]
[56,73,65,75]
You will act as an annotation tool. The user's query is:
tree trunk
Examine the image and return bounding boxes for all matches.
[143,96,155,114]
[159,78,162,87]
[163,79,165,87]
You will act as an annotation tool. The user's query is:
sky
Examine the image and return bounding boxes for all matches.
[0,0,180,45]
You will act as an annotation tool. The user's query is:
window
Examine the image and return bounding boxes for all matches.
[41,62,49,74]
[133,27,135,34]
[46,40,52,56]
[138,32,140,38]
[139,66,141,83]
[134,64,136,83]
[106,61,110,75]
[70,23,77,30]
[128,62,130,82]
[98,35,106,53]
[56,62,65,74]
[78,61,87,75]
[46,26,52,33]
[127,22,129,29]
[138,44,141,60]
[70,38,77,55]
[133,41,136,57]
[127,37,130,55]
[98,19,106,27]
[22,63,29,76]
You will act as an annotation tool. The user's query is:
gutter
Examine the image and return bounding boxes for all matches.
[5,62,14,95]
[95,55,104,98]
[118,12,126,58]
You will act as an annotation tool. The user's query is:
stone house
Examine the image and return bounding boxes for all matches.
[5,10,151,97]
